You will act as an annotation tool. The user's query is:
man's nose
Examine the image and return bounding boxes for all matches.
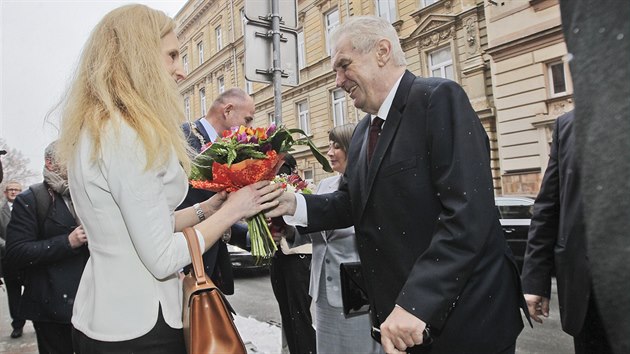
[335,71,345,88]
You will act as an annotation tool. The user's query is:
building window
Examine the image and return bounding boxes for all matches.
[217,76,225,94]
[197,42,204,65]
[199,88,206,115]
[182,54,189,74]
[297,100,310,134]
[376,0,397,23]
[216,26,223,51]
[325,9,339,55]
[302,169,314,184]
[548,60,568,97]
[422,0,439,7]
[184,97,191,120]
[240,8,246,36]
[298,31,306,69]
[428,46,454,80]
[332,89,347,126]
[268,112,278,126]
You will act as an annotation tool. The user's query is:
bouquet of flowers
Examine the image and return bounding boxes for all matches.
[189,124,331,260]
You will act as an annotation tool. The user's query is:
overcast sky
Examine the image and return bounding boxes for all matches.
[1,0,187,184]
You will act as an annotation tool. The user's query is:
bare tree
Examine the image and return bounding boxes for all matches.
[0,138,37,201]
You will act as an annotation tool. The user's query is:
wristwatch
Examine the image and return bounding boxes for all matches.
[193,203,206,222]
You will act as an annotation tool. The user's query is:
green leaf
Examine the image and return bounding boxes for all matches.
[288,128,333,172]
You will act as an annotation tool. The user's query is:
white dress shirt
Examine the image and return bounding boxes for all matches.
[69,115,204,341]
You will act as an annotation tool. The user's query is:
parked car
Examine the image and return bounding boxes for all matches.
[227,222,271,274]
[495,196,535,271]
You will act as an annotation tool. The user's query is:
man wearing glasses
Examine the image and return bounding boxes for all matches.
[1,179,26,338]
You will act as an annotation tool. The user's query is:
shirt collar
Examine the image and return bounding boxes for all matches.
[372,73,404,123]
[198,118,219,142]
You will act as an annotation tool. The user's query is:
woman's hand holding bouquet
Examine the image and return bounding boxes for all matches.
[189,124,331,260]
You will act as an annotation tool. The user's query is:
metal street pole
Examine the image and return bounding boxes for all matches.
[271,0,283,124]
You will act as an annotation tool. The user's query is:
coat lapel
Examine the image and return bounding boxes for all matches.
[359,71,414,216]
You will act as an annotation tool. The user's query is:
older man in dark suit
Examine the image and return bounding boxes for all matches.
[178,88,254,294]
[269,16,527,353]
[521,111,612,353]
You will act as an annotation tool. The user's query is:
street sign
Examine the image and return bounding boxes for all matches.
[244,20,299,87]
[245,0,298,29]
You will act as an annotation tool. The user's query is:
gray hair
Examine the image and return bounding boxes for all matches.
[330,16,406,66]
[45,140,58,160]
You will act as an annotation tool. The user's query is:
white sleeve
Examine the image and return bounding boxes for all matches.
[283,192,308,227]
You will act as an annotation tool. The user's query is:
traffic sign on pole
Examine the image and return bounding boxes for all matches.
[244,20,299,87]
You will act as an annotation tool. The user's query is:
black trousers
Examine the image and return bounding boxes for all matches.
[72,307,186,354]
[574,291,613,354]
[270,250,316,354]
[3,271,25,330]
[33,321,73,354]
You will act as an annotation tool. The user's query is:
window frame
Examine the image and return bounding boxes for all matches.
[268,112,277,126]
[376,0,397,23]
[184,96,191,120]
[182,54,189,74]
[547,60,570,97]
[325,9,340,56]
[197,41,204,65]
[332,88,347,127]
[216,26,223,52]
[217,76,225,94]
[296,100,310,135]
[199,88,206,115]
[301,168,314,185]
[240,8,246,36]
[297,31,306,69]
[428,46,454,80]
[422,0,439,7]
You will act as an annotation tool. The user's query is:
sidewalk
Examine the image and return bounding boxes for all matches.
[0,284,281,354]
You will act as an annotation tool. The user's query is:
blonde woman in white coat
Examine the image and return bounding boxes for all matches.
[284,124,383,354]
[56,5,281,353]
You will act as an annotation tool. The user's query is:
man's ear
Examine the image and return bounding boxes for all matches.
[223,103,234,117]
[376,39,392,66]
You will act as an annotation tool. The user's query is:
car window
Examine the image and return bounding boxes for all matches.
[497,205,533,219]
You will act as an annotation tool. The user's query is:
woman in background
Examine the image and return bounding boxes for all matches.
[56,5,280,353]
[283,124,383,353]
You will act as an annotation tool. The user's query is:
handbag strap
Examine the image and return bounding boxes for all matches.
[183,227,208,286]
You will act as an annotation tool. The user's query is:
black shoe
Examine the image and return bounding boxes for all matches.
[10,328,23,338]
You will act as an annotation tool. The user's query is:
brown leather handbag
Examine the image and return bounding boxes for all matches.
[182,227,247,354]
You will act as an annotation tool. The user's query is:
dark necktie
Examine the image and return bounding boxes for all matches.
[367,116,384,163]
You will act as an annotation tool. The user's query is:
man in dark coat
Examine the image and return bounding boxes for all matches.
[5,142,89,353]
[178,88,255,294]
[559,1,630,352]
[521,111,612,353]
[269,16,528,353]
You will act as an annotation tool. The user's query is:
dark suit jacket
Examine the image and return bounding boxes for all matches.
[521,111,589,336]
[179,118,234,294]
[301,71,526,352]
[4,184,89,323]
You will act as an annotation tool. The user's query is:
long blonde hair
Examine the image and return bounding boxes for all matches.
[57,4,190,172]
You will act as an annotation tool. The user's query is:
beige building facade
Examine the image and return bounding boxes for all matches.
[175,0,570,195]
[485,0,573,196]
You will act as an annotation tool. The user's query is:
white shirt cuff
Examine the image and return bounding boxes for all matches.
[283,193,308,227]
